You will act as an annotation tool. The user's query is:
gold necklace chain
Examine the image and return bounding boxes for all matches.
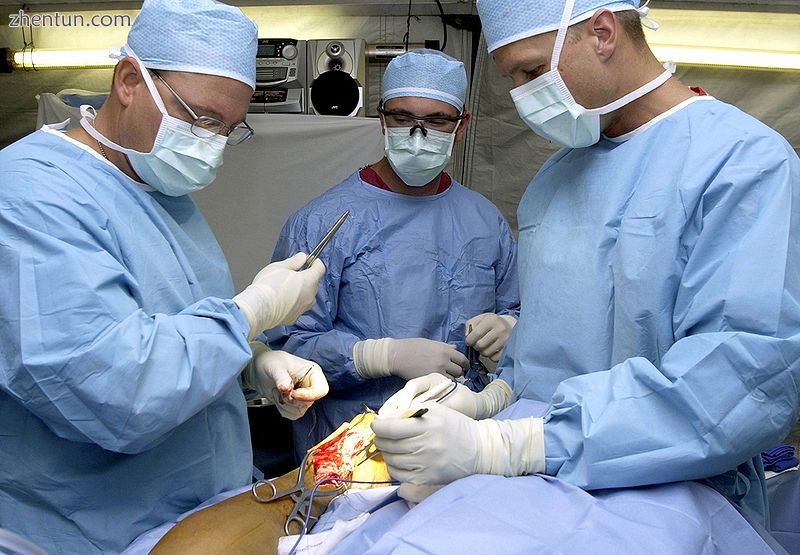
[96,139,109,160]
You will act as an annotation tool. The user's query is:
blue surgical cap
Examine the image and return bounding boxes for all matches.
[126,0,258,89]
[382,49,467,112]
[477,0,640,53]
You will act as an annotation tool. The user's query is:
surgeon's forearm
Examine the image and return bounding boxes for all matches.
[541,331,800,490]
[231,288,265,340]
[241,340,268,391]
[475,378,513,419]
[274,328,366,390]
[352,338,391,379]
[497,307,521,318]
[17,297,252,454]
[476,417,545,476]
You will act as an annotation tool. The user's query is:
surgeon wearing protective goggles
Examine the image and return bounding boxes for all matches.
[0,1,328,552]
[371,0,800,527]
[268,49,520,459]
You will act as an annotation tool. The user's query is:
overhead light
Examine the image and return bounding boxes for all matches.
[645,9,800,71]
[650,45,800,71]
[6,48,117,70]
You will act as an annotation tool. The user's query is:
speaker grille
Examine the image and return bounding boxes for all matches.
[310,70,360,116]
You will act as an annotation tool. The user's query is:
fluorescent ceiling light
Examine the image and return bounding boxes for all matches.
[11,49,116,69]
[645,9,800,71]
[651,45,800,71]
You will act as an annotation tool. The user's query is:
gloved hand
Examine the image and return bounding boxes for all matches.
[244,342,329,420]
[371,403,545,491]
[352,338,469,381]
[465,313,517,362]
[233,252,325,340]
[395,483,444,505]
[378,373,512,420]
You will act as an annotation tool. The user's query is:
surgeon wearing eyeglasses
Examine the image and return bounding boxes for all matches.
[0,1,329,552]
[267,49,520,459]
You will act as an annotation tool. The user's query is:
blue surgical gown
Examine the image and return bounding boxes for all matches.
[499,96,800,523]
[268,171,519,458]
[0,129,254,553]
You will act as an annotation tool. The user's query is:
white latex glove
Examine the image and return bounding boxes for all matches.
[233,252,325,340]
[396,483,445,505]
[378,373,512,420]
[371,402,545,488]
[244,342,329,420]
[465,313,517,362]
[352,338,469,381]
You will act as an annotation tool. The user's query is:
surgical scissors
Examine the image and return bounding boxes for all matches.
[251,450,345,535]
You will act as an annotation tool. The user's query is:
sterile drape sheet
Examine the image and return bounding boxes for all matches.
[123,399,780,554]
[318,400,778,554]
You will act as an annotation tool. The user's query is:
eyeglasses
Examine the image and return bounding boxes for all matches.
[152,70,254,146]
[378,107,463,136]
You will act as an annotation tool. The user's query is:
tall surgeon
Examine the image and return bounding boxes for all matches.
[269,49,520,457]
[0,1,329,553]
[371,0,800,527]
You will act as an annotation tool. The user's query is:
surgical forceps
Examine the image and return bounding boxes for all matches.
[466,323,490,389]
[251,450,345,535]
[300,210,350,270]
[354,378,459,465]
[466,345,490,389]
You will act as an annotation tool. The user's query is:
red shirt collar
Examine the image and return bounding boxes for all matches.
[359,166,451,194]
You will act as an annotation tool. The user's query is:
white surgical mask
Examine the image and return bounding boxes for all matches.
[510,0,673,149]
[384,125,458,187]
[80,48,227,196]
